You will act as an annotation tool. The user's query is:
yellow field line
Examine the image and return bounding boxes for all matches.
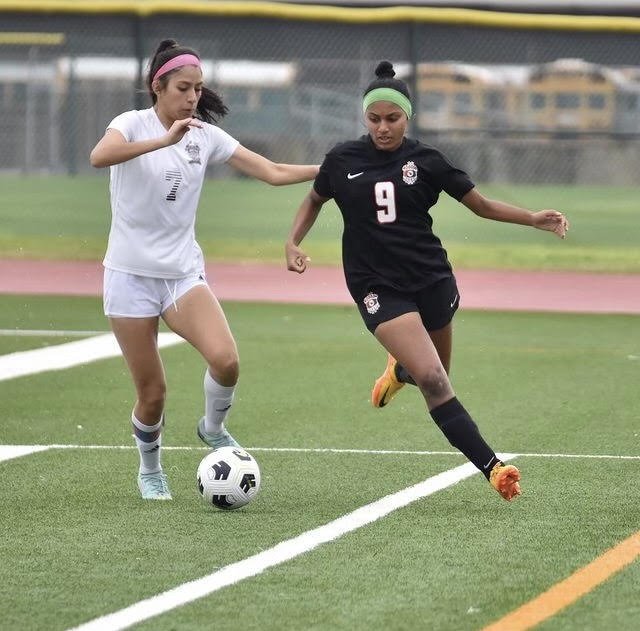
[482,530,640,631]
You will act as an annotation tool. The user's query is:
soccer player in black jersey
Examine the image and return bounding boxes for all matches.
[285,61,569,501]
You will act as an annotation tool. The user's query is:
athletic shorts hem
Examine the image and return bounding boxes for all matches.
[104,311,161,319]
[103,268,207,318]
[356,276,459,334]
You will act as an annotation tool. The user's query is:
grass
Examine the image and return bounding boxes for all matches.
[2,175,639,272]
[1,295,639,630]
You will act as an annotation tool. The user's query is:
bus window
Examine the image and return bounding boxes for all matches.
[454,91,472,114]
[422,91,445,112]
[530,93,546,109]
[485,90,505,110]
[588,94,606,109]
[555,92,580,109]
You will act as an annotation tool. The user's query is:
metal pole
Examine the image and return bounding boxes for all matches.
[134,15,145,110]
[67,57,77,175]
[24,45,37,173]
[408,22,419,138]
[49,66,59,172]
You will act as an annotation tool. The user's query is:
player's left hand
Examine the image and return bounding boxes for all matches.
[532,210,569,239]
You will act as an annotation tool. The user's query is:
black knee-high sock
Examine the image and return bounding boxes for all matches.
[395,362,416,385]
[429,397,498,479]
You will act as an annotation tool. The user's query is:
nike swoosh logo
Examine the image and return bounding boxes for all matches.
[215,405,232,412]
[347,172,364,180]
[483,456,495,470]
[379,385,390,407]
[450,294,459,308]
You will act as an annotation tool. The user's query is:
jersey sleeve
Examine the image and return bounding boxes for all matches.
[205,125,240,163]
[106,110,139,142]
[432,151,474,201]
[312,153,335,199]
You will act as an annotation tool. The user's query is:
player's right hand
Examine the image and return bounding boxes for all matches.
[285,242,310,274]
[164,117,203,146]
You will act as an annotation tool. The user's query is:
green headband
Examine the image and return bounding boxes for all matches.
[363,87,412,118]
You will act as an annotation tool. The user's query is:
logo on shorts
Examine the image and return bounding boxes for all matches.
[363,292,380,314]
[185,141,201,164]
[402,161,418,185]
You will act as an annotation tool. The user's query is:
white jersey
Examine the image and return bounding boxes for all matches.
[103,107,239,278]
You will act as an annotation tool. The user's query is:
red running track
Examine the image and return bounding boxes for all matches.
[1,259,639,315]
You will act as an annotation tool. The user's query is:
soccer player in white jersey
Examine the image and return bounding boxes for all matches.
[90,39,319,500]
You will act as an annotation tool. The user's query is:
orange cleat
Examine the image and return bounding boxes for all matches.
[371,353,405,408]
[489,462,521,501]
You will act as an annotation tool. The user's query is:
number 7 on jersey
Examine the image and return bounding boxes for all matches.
[374,181,397,223]
[165,169,183,201]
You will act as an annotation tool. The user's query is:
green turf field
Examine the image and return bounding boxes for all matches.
[1,175,638,272]
[1,295,638,630]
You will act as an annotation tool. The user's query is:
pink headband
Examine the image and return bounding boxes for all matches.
[153,54,201,81]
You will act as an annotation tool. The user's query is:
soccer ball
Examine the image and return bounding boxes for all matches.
[196,446,261,510]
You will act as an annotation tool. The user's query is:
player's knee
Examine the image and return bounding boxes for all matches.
[138,382,166,418]
[414,365,452,402]
[210,352,239,385]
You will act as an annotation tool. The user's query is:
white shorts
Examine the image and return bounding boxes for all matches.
[103,268,208,318]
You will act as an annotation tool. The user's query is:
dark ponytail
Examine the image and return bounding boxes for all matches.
[363,60,411,100]
[146,39,228,124]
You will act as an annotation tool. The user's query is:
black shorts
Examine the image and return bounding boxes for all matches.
[355,276,460,334]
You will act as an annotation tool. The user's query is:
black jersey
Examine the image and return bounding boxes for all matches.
[313,135,474,300]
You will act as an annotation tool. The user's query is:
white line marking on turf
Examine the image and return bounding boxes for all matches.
[0,329,108,337]
[0,445,50,463]
[0,332,184,382]
[68,457,514,631]
[514,451,640,460]
[2,444,638,461]
[43,444,463,456]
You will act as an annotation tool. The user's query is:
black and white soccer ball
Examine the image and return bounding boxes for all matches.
[196,446,261,510]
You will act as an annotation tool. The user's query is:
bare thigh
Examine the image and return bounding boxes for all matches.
[109,316,166,424]
[162,284,239,386]
[375,312,454,410]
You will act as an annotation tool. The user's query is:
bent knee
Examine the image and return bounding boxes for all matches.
[209,352,239,385]
[414,366,452,401]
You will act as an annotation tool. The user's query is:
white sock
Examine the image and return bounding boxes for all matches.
[131,412,163,475]
[204,370,235,435]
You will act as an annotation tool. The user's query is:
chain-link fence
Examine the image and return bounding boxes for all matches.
[2,4,640,183]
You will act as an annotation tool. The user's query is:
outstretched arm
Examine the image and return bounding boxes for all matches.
[285,188,328,273]
[90,118,202,167]
[461,188,569,239]
[227,145,319,185]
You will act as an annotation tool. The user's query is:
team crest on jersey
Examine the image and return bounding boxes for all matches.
[185,141,201,164]
[402,161,418,185]
[363,292,380,315]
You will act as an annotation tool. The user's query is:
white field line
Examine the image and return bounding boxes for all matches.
[67,457,508,631]
[0,445,50,463]
[5,445,636,629]
[0,332,184,382]
[0,329,108,337]
[1,444,639,461]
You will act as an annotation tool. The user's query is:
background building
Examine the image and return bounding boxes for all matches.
[1,1,640,183]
